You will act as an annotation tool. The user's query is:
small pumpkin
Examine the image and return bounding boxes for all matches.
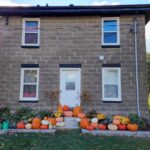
[56,117,63,122]
[32,117,41,129]
[91,118,98,123]
[80,118,89,129]
[97,113,105,120]
[78,113,86,119]
[41,120,49,125]
[86,126,94,131]
[73,106,81,117]
[108,124,118,131]
[113,119,121,125]
[62,105,70,111]
[98,124,107,130]
[48,117,56,126]
[25,123,32,129]
[90,122,98,129]
[127,124,138,131]
[40,125,48,129]
[64,111,73,117]
[44,116,48,120]
[17,121,25,129]
[113,115,121,121]
[118,124,127,130]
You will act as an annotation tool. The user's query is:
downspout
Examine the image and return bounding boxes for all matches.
[134,18,141,116]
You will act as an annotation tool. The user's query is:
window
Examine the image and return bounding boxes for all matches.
[102,67,121,101]
[22,18,40,46]
[20,67,39,101]
[102,17,120,45]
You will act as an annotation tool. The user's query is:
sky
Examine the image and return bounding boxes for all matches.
[0,0,150,52]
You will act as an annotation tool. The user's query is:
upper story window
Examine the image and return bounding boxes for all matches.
[102,17,120,45]
[22,18,40,46]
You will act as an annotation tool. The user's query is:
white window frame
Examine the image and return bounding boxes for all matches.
[102,17,120,45]
[22,18,40,46]
[102,67,121,101]
[20,68,39,101]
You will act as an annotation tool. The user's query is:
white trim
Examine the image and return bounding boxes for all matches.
[22,18,40,46]
[20,68,39,101]
[102,17,120,46]
[102,67,121,101]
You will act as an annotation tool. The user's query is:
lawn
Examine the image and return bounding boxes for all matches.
[0,130,150,150]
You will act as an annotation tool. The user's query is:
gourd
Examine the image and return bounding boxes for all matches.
[120,116,130,124]
[41,120,49,125]
[54,112,62,118]
[80,118,89,129]
[56,122,65,127]
[56,117,63,122]
[64,111,73,117]
[127,124,138,131]
[98,124,107,130]
[86,126,94,131]
[40,125,48,129]
[57,104,63,114]
[97,113,105,120]
[63,105,69,111]
[113,119,120,125]
[48,118,56,126]
[32,117,41,129]
[78,113,86,119]
[91,118,98,123]
[90,122,98,129]
[73,106,81,117]
[25,123,32,129]
[108,124,118,131]
[17,121,25,129]
[118,124,127,130]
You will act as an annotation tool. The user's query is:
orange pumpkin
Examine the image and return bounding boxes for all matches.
[17,121,25,129]
[80,118,89,129]
[57,104,63,113]
[127,124,138,131]
[48,117,56,126]
[98,124,107,130]
[63,105,69,111]
[113,119,121,125]
[78,113,86,118]
[64,111,73,117]
[86,126,94,131]
[32,117,41,129]
[73,106,81,117]
[40,125,48,129]
[56,117,63,122]
[90,122,98,129]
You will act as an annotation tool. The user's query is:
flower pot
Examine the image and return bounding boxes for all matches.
[2,121,9,129]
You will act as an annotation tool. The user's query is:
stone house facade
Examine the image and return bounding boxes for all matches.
[0,5,150,116]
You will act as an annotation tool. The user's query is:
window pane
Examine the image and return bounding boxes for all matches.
[25,33,38,44]
[65,72,76,90]
[23,85,36,98]
[104,32,117,43]
[104,20,117,32]
[24,70,37,83]
[103,70,118,84]
[25,21,38,32]
[104,85,118,98]
[66,82,75,90]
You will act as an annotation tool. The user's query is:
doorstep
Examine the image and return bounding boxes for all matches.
[81,129,150,138]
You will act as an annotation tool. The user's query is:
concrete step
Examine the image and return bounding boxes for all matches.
[64,117,77,122]
[57,126,80,130]
[64,121,78,126]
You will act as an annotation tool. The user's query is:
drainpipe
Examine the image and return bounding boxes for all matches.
[134,18,141,116]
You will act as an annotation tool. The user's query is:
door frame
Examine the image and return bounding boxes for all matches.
[59,67,81,106]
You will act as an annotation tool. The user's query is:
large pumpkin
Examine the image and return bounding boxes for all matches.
[73,106,81,117]
[64,111,73,117]
[32,117,41,129]
[63,105,69,111]
[48,117,56,126]
[90,122,98,129]
[80,118,89,129]
[17,121,25,129]
[127,124,138,131]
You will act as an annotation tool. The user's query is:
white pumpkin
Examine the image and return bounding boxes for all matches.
[56,122,65,127]
[108,124,118,131]
[91,118,98,123]
[25,123,32,129]
[76,118,81,123]
[41,120,49,125]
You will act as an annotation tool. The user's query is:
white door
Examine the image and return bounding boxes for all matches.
[60,68,81,107]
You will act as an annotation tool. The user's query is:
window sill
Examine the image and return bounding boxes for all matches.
[102,100,122,103]
[19,100,38,103]
[101,45,120,48]
[21,45,40,49]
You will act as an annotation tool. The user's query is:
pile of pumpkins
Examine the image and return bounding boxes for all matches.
[80,115,139,131]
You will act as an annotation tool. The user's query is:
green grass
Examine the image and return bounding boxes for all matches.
[0,130,150,150]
